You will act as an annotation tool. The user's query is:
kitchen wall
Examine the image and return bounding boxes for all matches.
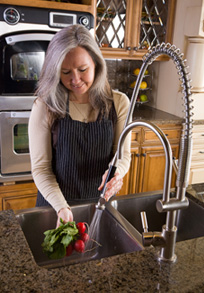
[155,0,204,120]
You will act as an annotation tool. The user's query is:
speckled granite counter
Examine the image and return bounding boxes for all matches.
[133,105,183,125]
[133,104,204,126]
[0,193,204,292]
[187,183,204,204]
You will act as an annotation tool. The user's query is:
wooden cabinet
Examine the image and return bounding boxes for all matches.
[118,123,182,196]
[96,0,176,60]
[189,124,204,184]
[0,182,37,211]
[0,0,96,16]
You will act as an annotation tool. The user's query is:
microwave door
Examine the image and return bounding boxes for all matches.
[0,111,31,175]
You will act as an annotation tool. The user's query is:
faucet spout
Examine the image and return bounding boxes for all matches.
[126,43,193,201]
[117,120,173,204]
[115,43,193,263]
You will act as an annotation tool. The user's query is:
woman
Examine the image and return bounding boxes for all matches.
[29,24,131,227]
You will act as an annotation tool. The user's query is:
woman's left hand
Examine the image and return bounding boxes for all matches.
[98,170,123,201]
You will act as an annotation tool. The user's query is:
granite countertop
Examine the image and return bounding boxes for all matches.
[133,105,183,125]
[0,192,204,292]
[133,105,204,126]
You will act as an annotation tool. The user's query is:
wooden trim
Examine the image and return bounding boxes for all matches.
[124,0,133,48]
[165,0,177,44]
[130,0,143,48]
[0,0,95,15]
[101,47,170,61]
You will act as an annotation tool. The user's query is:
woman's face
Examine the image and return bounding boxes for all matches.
[60,46,95,102]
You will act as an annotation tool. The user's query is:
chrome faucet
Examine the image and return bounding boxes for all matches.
[100,43,193,262]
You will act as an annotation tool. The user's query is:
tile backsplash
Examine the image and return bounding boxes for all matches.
[105,59,156,106]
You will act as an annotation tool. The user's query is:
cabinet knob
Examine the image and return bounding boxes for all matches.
[126,46,131,51]
[133,47,138,51]
[136,153,140,157]
[199,151,204,154]
[142,153,146,157]
[165,133,169,136]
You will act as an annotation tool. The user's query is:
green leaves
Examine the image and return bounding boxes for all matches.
[42,220,79,259]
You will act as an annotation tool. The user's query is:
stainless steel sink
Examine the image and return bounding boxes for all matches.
[15,203,143,269]
[109,192,204,243]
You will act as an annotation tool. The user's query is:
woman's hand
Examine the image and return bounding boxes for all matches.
[56,207,73,228]
[98,170,123,201]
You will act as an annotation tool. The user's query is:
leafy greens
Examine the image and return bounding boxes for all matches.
[42,219,79,259]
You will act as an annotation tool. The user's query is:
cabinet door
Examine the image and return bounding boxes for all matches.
[96,0,176,60]
[139,144,179,193]
[96,0,139,59]
[118,146,140,196]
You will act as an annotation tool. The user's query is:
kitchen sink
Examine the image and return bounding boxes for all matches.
[109,192,204,243]
[15,203,143,269]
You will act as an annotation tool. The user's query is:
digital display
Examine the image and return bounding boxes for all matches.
[50,12,77,27]
[53,14,73,24]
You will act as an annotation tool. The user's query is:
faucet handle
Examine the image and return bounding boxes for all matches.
[140,211,148,232]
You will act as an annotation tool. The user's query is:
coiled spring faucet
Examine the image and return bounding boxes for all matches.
[114,43,193,262]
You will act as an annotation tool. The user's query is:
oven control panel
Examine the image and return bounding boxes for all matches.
[0,4,94,30]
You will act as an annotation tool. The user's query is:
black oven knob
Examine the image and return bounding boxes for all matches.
[3,7,20,25]
[79,16,89,27]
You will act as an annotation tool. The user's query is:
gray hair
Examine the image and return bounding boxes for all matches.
[36,24,112,119]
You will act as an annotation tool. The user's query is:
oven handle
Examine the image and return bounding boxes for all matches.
[5,33,55,45]
[10,112,31,118]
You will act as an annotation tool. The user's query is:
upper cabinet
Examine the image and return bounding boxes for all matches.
[96,0,176,60]
[0,0,97,16]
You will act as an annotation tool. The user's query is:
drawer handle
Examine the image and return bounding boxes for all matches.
[199,151,204,154]
[201,134,204,136]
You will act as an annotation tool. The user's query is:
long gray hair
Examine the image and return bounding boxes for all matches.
[36,24,113,120]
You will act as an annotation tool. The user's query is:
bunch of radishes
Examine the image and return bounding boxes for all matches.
[66,222,89,256]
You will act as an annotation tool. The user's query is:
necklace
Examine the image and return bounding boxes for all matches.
[71,101,94,123]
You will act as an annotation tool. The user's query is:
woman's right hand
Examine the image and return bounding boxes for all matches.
[56,207,73,228]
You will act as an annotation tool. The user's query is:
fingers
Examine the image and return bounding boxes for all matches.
[56,207,73,228]
[104,172,123,201]
[98,170,109,191]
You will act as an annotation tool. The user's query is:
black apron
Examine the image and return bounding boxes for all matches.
[36,103,116,207]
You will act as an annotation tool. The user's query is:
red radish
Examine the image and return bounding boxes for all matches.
[74,239,85,253]
[66,244,73,256]
[76,222,86,235]
[80,232,89,243]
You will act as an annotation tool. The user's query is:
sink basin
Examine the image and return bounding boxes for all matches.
[109,192,204,243]
[15,203,143,269]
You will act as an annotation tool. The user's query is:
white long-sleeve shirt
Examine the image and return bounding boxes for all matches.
[29,90,131,213]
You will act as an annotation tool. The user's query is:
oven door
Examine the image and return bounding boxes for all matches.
[0,111,32,182]
[0,31,55,95]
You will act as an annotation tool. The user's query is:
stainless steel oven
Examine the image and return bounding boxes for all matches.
[0,4,94,183]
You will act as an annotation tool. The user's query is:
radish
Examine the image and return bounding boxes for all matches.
[74,239,85,253]
[76,222,86,234]
[80,232,89,243]
[66,244,73,256]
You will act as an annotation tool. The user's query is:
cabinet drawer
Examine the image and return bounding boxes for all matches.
[2,194,37,211]
[189,166,204,184]
[192,147,204,161]
[143,127,181,142]
[192,125,204,144]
